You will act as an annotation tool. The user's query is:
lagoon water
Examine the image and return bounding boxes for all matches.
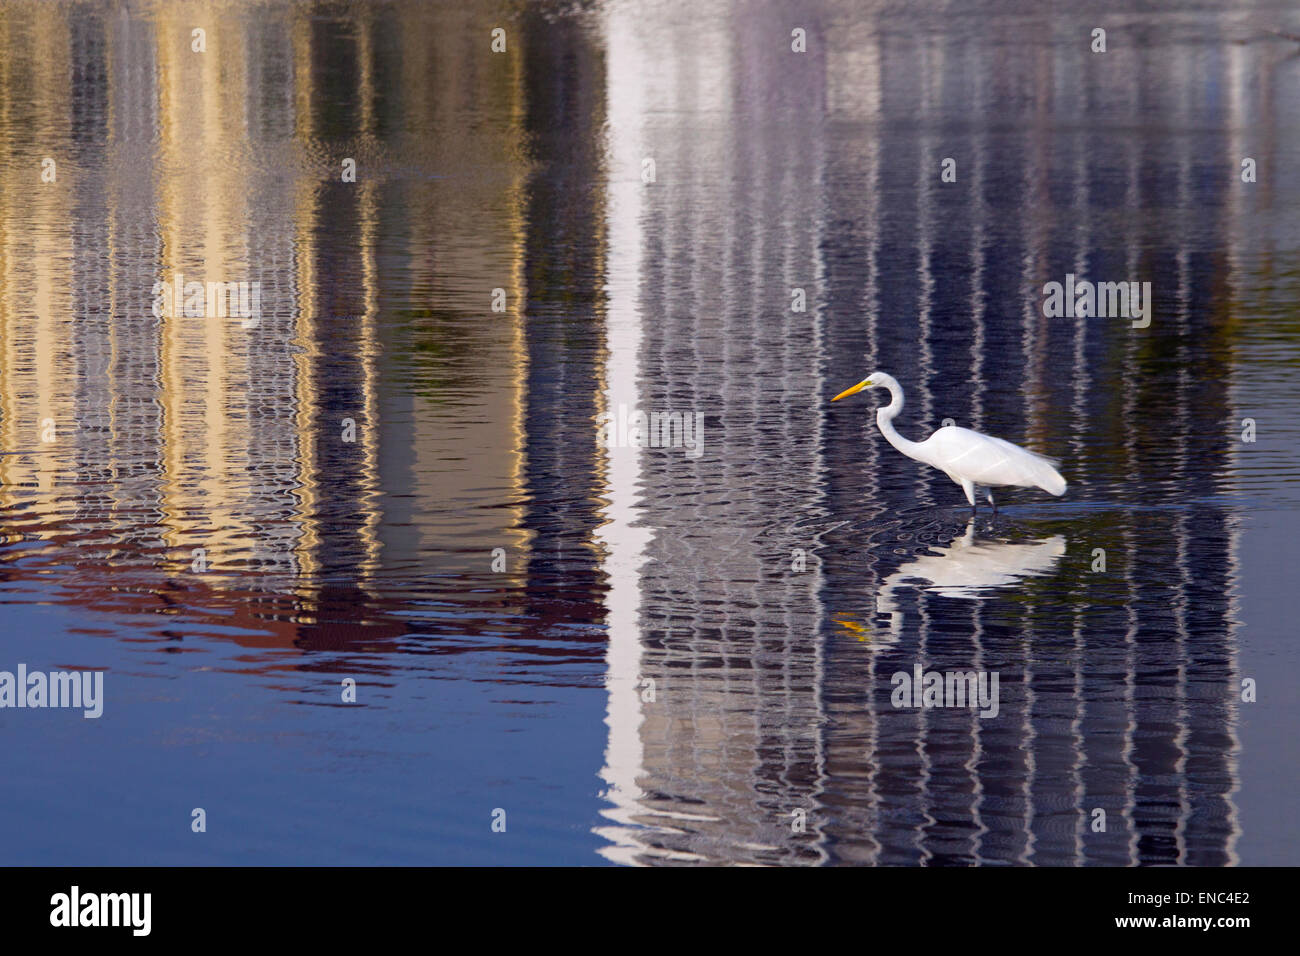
[1,0,1298,865]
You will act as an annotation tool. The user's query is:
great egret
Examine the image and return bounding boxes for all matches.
[832,372,1066,511]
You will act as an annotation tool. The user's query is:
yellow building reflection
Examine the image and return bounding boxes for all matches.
[0,2,531,651]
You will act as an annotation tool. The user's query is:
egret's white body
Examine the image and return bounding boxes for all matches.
[832,371,1066,510]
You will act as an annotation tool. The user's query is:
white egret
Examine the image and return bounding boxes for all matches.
[832,372,1066,511]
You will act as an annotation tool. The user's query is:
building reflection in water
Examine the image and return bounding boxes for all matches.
[0,1,1286,864]
[592,3,1256,865]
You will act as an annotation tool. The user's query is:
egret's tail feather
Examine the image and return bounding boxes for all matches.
[1010,447,1067,496]
[1037,464,1067,497]
[1014,445,1066,496]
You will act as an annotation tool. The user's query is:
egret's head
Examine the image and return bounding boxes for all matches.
[832,371,891,402]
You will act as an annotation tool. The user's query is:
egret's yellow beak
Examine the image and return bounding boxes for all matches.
[832,379,872,402]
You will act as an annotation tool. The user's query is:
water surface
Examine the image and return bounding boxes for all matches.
[1,0,1298,865]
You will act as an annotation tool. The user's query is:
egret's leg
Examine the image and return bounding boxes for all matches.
[960,478,976,511]
[987,491,997,515]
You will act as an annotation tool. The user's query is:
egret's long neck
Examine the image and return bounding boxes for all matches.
[876,383,926,460]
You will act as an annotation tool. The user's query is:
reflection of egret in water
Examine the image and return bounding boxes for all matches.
[875,519,1066,633]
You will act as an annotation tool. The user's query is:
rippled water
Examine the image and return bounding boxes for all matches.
[1,0,1298,865]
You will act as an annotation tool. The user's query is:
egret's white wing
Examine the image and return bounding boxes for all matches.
[922,426,1066,495]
